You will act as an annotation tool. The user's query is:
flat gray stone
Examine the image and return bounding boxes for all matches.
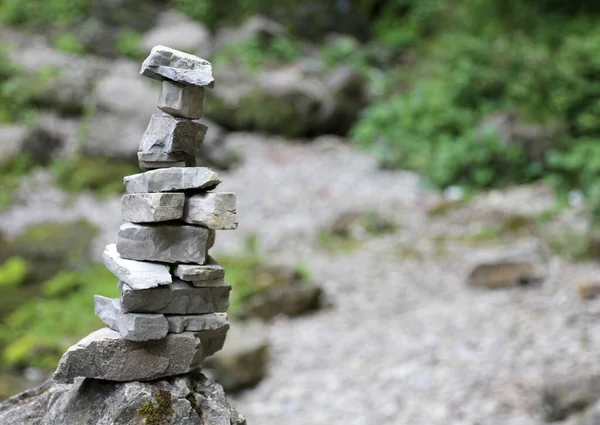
[172,256,225,282]
[119,280,231,314]
[138,151,196,170]
[121,193,185,223]
[53,328,207,383]
[124,167,220,194]
[140,45,214,88]
[94,296,168,341]
[117,223,212,264]
[158,80,205,119]
[139,113,207,156]
[183,192,238,230]
[103,243,172,290]
[167,312,229,333]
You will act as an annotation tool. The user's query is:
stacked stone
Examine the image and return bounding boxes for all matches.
[53,45,238,383]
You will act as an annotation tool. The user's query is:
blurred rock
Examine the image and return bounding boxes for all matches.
[327,210,396,240]
[476,111,566,163]
[542,374,600,421]
[197,122,241,170]
[577,281,600,300]
[206,60,367,137]
[467,260,539,289]
[215,15,285,49]
[85,60,158,159]
[575,401,600,425]
[142,10,213,58]
[235,265,324,321]
[204,320,269,392]
[0,125,28,166]
[0,373,246,425]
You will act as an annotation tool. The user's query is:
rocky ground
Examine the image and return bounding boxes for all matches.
[2,132,600,424]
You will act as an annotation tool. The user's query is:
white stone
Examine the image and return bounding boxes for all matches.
[140,45,214,88]
[124,167,220,194]
[121,193,185,223]
[103,244,172,290]
[158,80,205,119]
[183,192,238,230]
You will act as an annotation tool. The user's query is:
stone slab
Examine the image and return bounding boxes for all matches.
[137,151,196,170]
[166,312,228,334]
[139,113,207,156]
[117,223,212,264]
[53,328,206,383]
[103,243,172,290]
[183,192,238,230]
[124,167,220,194]
[158,80,205,119]
[172,256,225,282]
[121,193,185,223]
[94,296,168,341]
[119,280,231,314]
[140,45,214,88]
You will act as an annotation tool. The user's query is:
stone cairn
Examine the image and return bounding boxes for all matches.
[53,45,238,383]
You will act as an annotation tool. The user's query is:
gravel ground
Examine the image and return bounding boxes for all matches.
[2,132,600,424]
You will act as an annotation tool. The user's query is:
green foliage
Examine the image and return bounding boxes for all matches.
[353,1,600,209]
[137,390,174,425]
[0,257,28,288]
[0,0,90,28]
[0,154,37,210]
[50,154,138,196]
[0,265,117,369]
[116,30,144,60]
[213,35,301,73]
[54,33,86,54]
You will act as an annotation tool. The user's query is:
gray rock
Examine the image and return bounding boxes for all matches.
[542,374,600,421]
[0,125,28,167]
[141,45,214,88]
[138,151,197,170]
[119,280,231,314]
[121,193,185,223]
[124,167,220,194]
[167,312,229,333]
[467,260,539,289]
[172,256,225,282]
[94,296,168,341]
[103,243,172,290]
[139,113,207,156]
[158,80,205,119]
[184,192,238,230]
[205,320,269,392]
[0,373,246,425]
[53,328,206,383]
[117,223,212,264]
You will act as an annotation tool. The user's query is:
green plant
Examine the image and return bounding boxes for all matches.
[116,30,143,60]
[0,154,37,210]
[0,257,28,288]
[0,265,117,369]
[54,33,86,55]
[0,0,90,28]
[137,390,174,425]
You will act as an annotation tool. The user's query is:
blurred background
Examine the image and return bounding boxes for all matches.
[1,0,600,424]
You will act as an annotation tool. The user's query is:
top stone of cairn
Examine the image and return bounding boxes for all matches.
[140,45,214,88]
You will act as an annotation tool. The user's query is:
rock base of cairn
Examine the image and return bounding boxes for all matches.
[53,45,238,384]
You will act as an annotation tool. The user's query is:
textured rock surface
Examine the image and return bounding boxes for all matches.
[94,296,168,341]
[0,373,246,425]
[103,243,172,289]
[172,256,225,282]
[167,312,229,333]
[121,193,185,223]
[53,328,206,383]
[141,45,214,87]
[119,280,231,314]
[205,320,269,392]
[159,80,205,119]
[117,223,212,264]
[124,167,220,194]
[184,192,238,230]
[138,151,197,170]
[139,113,207,156]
